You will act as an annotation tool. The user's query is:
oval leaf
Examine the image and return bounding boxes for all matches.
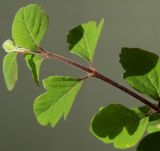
[25,54,43,85]
[12,4,49,50]
[67,19,104,62]
[3,53,18,91]
[120,48,160,101]
[90,104,148,149]
[34,76,83,127]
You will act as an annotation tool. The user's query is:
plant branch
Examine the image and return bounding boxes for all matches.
[93,72,159,111]
[39,47,93,73]
[39,48,159,112]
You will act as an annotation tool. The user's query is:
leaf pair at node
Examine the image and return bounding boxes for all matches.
[3,4,48,90]
[33,20,104,126]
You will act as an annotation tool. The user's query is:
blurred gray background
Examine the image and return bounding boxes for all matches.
[0,0,160,150]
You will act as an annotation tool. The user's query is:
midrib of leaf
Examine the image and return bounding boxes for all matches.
[127,73,160,100]
[142,57,160,99]
[6,54,17,78]
[38,81,81,116]
[23,8,37,48]
[151,67,160,96]
[145,74,160,100]
[7,54,15,74]
[142,58,160,100]
[126,55,160,100]
[80,29,90,60]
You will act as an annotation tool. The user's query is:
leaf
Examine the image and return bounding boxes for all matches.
[134,106,160,134]
[25,54,43,85]
[120,48,160,101]
[137,132,160,151]
[3,53,18,91]
[2,39,16,53]
[67,19,104,62]
[147,120,160,134]
[90,104,149,149]
[34,76,83,127]
[12,4,49,50]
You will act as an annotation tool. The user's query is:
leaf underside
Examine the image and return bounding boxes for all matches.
[25,54,43,85]
[120,48,160,101]
[3,53,18,91]
[34,76,83,127]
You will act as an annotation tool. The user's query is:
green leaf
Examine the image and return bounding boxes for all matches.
[134,106,160,134]
[90,104,149,149]
[3,53,18,91]
[12,4,49,50]
[25,54,43,85]
[34,76,83,127]
[67,19,104,62]
[2,39,16,53]
[137,132,160,151]
[147,120,160,134]
[120,48,160,101]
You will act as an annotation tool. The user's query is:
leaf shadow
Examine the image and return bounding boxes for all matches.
[27,55,39,85]
[120,48,159,77]
[67,25,84,50]
[91,104,140,139]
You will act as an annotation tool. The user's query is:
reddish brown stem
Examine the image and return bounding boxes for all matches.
[40,48,159,112]
[93,72,159,111]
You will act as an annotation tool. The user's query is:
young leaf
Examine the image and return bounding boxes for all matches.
[120,48,160,101]
[12,4,49,50]
[67,19,104,62]
[3,53,18,91]
[25,54,43,85]
[90,104,148,149]
[137,132,160,151]
[34,76,83,127]
[2,39,16,53]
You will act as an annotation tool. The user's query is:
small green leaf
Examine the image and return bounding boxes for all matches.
[3,53,18,91]
[67,19,104,62]
[147,120,160,134]
[2,39,16,53]
[12,4,49,50]
[134,106,160,134]
[137,132,160,151]
[25,54,43,85]
[90,104,148,149]
[34,76,83,127]
[120,48,160,101]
